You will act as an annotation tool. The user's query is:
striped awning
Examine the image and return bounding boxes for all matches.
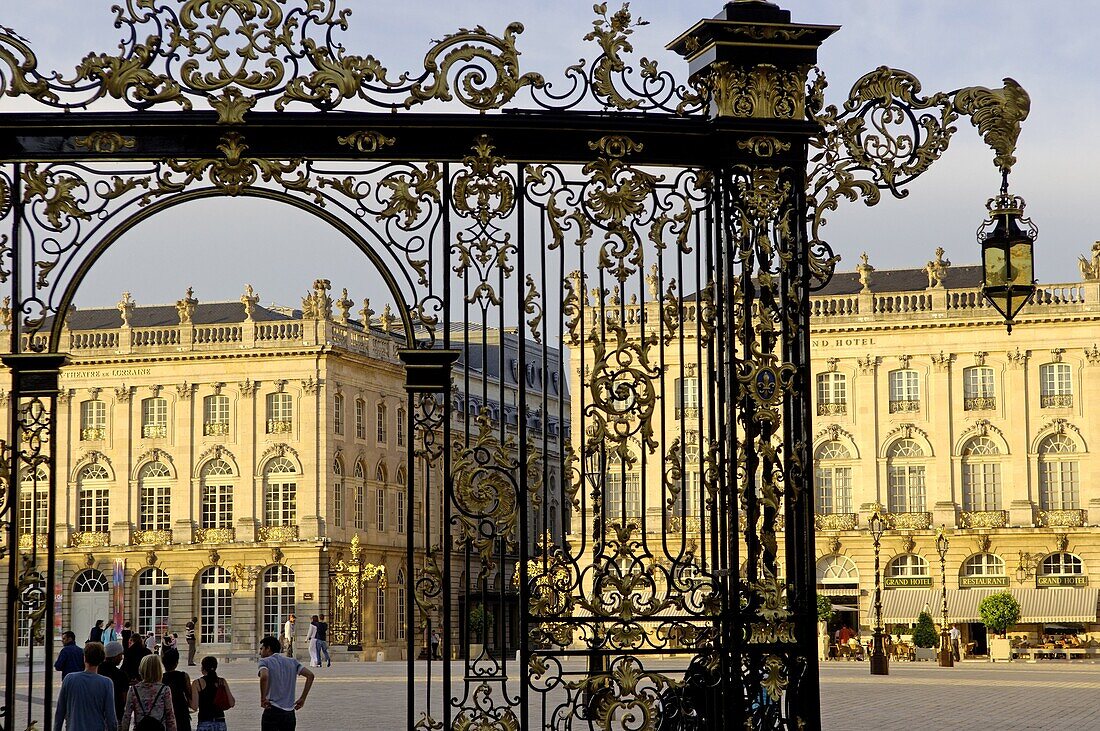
[818,586,861,597]
[881,588,1100,625]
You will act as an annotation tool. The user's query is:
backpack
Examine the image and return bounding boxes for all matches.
[213,679,233,711]
[133,685,167,731]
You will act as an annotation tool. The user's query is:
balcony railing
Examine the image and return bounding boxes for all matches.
[266,418,293,434]
[817,402,847,416]
[886,512,932,530]
[142,424,167,439]
[70,531,110,547]
[195,527,235,543]
[675,406,701,419]
[133,529,172,545]
[258,525,299,541]
[203,421,231,436]
[18,532,47,549]
[815,513,857,531]
[1040,394,1073,409]
[964,396,996,411]
[888,399,920,414]
[1038,509,1087,528]
[739,513,786,532]
[960,510,1008,529]
[80,427,106,441]
[667,516,701,532]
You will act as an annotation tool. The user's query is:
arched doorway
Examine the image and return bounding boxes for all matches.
[70,569,110,642]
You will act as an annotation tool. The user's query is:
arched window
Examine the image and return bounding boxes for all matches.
[375,462,387,483]
[136,568,170,637]
[816,554,859,587]
[886,554,930,577]
[376,583,386,641]
[204,394,230,436]
[333,393,345,435]
[961,554,1006,579]
[961,437,1002,512]
[963,366,996,411]
[332,457,344,528]
[266,392,293,434]
[395,570,406,640]
[200,459,234,530]
[376,403,388,443]
[77,464,110,534]
[141,397,169,439]
[18,466,49,536]
[138,461,172,532]
[888,370,920,412]
[397,407,406,447]
[1038,434,1079,510]
[353,461,366,529]
[80,399,107,441]
[1041,553,1083,575]
[816,372,847,416]
[814,441,853,515]
[264,458,297,527]
[887,439,926,513]
[262,565,295,638]
[1039,363,1073,408]
[199,566,232,643]
[73,569,109,593]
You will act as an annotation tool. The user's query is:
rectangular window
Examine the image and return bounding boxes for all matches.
[354,487,365,530]
[333,481,343,527]
[376,488,386,531]
[396,491,405,534]
[816,372,848,416]
[200,484,234,529]
[79,487,110,533]
[815,466,852,515]
[141,398,168,439]
[18,488,49,535]
[888,465,926,513]
[396,582,406,640]
[265,482,297,526]
[397,408,406,447]
[377,404,388,443]
[963,367,996,411]
[963,462,1001,512]
[355,399,366,440]
[888,370,920,412]
[674,377,700,418]
[1040,363,1073,407]
[376,586,386,641]
[139,485,171,531]
[266,393,294,434]
[604,471,642,519]
[80,400,107,441]
[203,395,230,436]
[1040,461,1080,510]
[333,394,344,435]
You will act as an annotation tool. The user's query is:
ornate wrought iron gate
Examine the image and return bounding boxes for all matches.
[0,1,1032,729]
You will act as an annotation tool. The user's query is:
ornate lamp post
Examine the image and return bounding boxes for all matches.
[935,526,953,668]
[979,178,1037,333]
[868,507,888,675]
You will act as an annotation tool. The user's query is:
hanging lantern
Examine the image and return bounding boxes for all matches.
[979,191,1037,333]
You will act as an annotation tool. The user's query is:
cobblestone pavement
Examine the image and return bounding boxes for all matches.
[14,657,1100,729]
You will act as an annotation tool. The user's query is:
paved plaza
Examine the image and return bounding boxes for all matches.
[12,657,1100,729]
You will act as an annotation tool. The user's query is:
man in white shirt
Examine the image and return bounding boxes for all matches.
[282,614,296,658]
[258,635,314,731]
[949,625,962,661]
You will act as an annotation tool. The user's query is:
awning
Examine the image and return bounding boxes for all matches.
[881,588,1100,625]
[818,586,861,597]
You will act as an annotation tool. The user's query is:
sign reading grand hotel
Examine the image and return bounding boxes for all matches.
[810,337,876,349]
[960,575,1010,588]
[883,576,933,589]
[1037,575,1088,587]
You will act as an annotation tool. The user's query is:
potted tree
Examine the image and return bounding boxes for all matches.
[912,611,939,661]
[979,591,1021,662]
[468,603,495,659]
[817,595,834,661]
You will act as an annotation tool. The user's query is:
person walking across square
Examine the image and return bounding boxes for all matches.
[185,617,198,666]
[257,636,314,731]
[305,617,320,668]
[54,631,85,678]
[281,615,296,659]
[315,615,330,668]
[53,641,116,731]
[121,654,177,731]
[191,656,235,731]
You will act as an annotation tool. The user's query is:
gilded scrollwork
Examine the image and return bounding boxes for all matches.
[73,132,137,154]
[584,322,660,464]
[336,131,396,153]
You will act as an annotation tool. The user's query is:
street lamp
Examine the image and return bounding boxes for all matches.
[979,178,1037,334]
[935,526,953,668]
[867,507,889,675]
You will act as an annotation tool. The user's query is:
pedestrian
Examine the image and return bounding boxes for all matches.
[54,631,85,678]
[103,620,120,645]
[100,640,130,722]
[430,629,440,661]
[53,641,116,731]
[185,617,198,667]
[146,631,157,653]
[258,636,314,731]
[162,648,193,731]
[315,615,331,668]
[950,624,962,661]
[190,656,235,731]
[123,633,152,683]
[121,621,134,649]
[121,654,177,731]
[162,629,174,655]
[281,614,296,659]
[306,616,320,668]
[89,619,105,644]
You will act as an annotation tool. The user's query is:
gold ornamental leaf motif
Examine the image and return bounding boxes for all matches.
[75,41,191,110]
[761,655,788,702]
[209,87,257,124]
[450,413,520,567]
[953,78,1031,176]
[0,26,58,103]
[452,135,514,227]
[375,163,443,227]
[21,164,91,231]
[277,40,391,111]
[72,132,137,154]
[584,3,648,110]
[736,136,792,158]
[706,62,806,119]
[584,322,661,463]
[336,130,396,153]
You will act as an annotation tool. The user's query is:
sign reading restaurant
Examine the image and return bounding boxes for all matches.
[960,576,1010,588]
[1037,575,1088,587]
[883,576,933,589]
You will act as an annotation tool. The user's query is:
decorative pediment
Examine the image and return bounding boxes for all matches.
[955,419,1008,454]
[197,444,238,474]
[133,448,174,479]
[70,450,113,481]
[882,422,929,444]
[258,443,301,473]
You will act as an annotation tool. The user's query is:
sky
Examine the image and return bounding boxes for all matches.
[3,1,1098,309]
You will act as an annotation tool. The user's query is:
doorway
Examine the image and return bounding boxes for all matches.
[70,569,111,640]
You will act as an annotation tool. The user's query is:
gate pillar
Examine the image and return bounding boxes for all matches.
[670,5,837,728]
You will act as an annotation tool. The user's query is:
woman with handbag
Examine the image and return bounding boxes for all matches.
[189,656,235,731]
[120,654,177,731]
